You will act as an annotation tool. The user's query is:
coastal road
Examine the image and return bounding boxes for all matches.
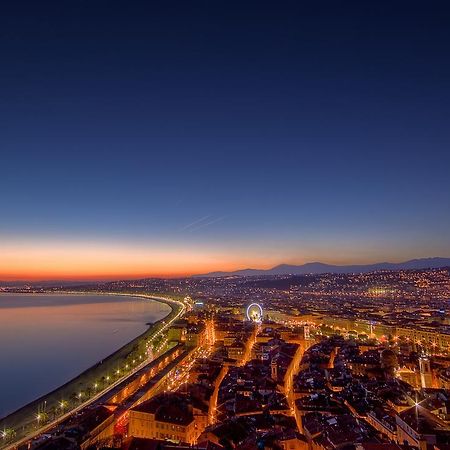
[3,294,186,450]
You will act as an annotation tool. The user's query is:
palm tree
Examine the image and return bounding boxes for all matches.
[2,428,16,442]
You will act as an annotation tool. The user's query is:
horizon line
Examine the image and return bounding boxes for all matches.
[1,255,449,283]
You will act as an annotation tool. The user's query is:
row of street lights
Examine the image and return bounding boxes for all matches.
[2,295,187,449]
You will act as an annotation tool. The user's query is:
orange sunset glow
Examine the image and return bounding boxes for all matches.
[0,240,274,281]
[1,237,441,281]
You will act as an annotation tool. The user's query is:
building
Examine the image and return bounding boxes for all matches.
[73,406,115,450]
[227,341,245,362]
[186,324,207,348]
[396,367,419,388]
[395,406,450,450]
[128,393,208,444]
[419,356,433,388]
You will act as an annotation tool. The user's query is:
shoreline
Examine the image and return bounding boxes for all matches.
[0,292,181,445]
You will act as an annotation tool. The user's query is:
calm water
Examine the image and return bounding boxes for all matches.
[0,293,171,417]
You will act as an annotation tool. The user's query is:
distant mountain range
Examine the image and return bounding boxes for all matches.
[195,257,450,278]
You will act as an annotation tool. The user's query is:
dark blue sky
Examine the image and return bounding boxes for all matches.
[1,1,450,277]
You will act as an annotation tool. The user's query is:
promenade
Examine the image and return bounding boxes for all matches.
[0,294,187,450]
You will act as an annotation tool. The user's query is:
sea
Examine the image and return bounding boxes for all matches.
[0,293,171,417]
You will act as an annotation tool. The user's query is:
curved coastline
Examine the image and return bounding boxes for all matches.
[0,292,181,444]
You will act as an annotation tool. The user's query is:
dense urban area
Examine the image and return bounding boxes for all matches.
[2,266,450,450]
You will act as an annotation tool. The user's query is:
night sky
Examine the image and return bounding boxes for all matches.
[1,1,450,279]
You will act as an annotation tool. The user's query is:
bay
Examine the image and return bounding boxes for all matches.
[0,293,170,417]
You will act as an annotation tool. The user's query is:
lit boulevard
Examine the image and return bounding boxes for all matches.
[1,295,187,450]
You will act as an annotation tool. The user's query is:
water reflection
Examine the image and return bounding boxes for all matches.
[0,294,170,417]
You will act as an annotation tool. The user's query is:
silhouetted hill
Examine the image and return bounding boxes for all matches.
[195,257,450,277]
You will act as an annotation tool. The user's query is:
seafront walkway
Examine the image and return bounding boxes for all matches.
[0,294,187,450]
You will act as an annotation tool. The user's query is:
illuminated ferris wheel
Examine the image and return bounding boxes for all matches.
[246,303,263,322]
